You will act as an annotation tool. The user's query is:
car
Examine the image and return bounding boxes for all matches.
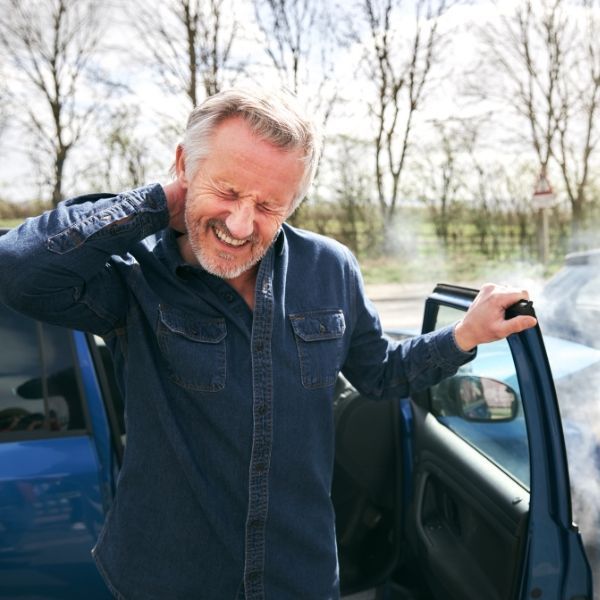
[0,226,593,599]
[536,248,600,349]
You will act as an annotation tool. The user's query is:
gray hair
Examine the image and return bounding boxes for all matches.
[179,87,322,211]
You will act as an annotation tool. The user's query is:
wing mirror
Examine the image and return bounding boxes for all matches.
[432,374,519,422]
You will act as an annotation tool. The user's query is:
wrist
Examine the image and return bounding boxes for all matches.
[453,320,477,353]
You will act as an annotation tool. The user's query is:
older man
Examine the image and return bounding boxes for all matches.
[0,88,535,599]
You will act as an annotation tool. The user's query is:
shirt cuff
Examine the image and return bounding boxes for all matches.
[432,323,477,370]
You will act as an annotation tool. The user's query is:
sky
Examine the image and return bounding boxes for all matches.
[0,0,504,203]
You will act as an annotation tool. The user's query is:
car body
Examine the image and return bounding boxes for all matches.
[0,224,593,599]
[536,248,600,350]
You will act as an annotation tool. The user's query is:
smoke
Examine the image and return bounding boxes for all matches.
[552,359,600,595]
[367,257,600,596]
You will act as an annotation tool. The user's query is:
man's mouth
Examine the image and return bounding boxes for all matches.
[212,224,249,248]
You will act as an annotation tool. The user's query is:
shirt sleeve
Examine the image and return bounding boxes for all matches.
[342,250,476,399]
[0,184,169,336]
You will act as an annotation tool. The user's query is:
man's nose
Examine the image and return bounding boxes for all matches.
[225,201,255,239]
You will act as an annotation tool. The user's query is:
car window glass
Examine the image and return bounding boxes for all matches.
[0,304,85,437]
[430,304,530,489]
[575,271,600,309]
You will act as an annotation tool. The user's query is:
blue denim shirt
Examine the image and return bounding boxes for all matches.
[0,185,474,599]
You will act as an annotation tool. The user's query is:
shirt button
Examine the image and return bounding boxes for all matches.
[255,341,264,352]
[254,463,266,473]
[256,404,267,416]
[224,292,234,302]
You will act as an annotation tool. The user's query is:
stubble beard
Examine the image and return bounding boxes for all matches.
[186,216,276,280]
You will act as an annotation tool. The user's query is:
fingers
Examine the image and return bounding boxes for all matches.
[455,283,537,350]
[498,315,538,338]
[478,283,530,307]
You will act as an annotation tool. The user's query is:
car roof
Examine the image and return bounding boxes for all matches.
[564,248,600,265]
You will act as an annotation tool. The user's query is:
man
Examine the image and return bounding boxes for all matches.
[0,88,536,599]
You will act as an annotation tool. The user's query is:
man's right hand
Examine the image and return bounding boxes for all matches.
[163,180,187,233]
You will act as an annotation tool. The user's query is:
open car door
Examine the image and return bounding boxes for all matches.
[406,283,593,599]
[333,284,592,599]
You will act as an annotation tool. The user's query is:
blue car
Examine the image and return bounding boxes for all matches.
[0,251,593,599]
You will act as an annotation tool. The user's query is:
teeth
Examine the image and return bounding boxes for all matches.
[213,226,247,247]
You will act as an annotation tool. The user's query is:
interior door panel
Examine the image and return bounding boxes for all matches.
[408,403,528,600]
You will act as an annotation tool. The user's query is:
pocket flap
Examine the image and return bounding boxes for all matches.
[289,310,346,342]
[158,305,227,343]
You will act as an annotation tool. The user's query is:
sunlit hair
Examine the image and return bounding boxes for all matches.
[178,87,322,212]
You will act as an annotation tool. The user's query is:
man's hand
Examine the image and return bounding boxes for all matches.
[453,283,538,352]
[163,180,187,233]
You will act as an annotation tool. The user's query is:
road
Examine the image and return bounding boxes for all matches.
[364,282,434,331]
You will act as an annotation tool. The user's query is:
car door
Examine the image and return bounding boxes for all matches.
[333,283,592,600]
[405,283,592,600]
[0,303,113,599]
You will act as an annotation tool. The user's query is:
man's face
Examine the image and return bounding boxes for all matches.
[178,117,305,281]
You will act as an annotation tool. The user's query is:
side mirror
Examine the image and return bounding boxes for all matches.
[432,375,519,422]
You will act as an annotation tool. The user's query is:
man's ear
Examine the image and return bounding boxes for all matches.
[175,144,188,189]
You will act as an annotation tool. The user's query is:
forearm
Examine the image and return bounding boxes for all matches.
[342,255,475,399]
[0,184,169,330]
[344,323,475,400]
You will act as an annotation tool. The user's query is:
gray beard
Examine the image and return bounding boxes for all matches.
[191,243,266,279]
[186,222,280,280]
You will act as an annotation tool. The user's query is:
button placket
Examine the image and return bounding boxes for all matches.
[244,261,274,600]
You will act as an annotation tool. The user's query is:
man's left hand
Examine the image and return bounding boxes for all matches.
[453,283,538,352]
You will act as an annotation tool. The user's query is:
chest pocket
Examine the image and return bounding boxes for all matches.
[157,305,227,392]
[289,310,346,389]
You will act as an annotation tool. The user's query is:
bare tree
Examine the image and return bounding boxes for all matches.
[359,0,457,219]
[474,0,600,239]
[252,0,341,126]
[407,119,466,245]
[554,0,600,236]
[0,83,8,146]
[83,106,158,192]
[330,134,380,256]
[0,0,107,205]
[130,0,241,108]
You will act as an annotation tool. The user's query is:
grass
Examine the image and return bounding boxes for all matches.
[360,252,558,286]
[0,219,24,229]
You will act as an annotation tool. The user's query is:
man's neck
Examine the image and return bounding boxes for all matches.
[226,267,258,311]
[176,233,258,310]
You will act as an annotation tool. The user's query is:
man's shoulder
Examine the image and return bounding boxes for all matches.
[282,223,353,262]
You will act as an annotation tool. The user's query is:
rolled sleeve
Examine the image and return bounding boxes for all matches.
[0,183,170,334]
[46,184,168,255]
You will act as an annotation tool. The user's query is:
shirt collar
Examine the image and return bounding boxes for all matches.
[159,228,188,274]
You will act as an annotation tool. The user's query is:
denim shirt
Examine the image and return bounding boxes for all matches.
[0,185,474,600]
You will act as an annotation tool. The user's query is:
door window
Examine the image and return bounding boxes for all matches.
[0,304,85,437]
[429,304,530,488]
